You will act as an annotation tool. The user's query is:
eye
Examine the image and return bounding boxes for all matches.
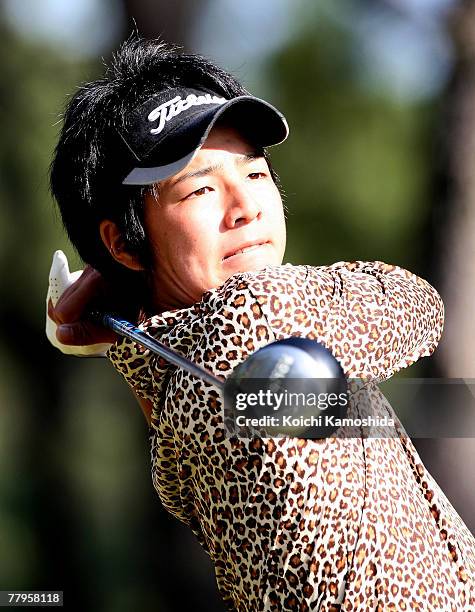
[248,171,267,180]
[186,185,213,199]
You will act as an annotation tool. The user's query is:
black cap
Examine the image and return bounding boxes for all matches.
[118,88,289,185]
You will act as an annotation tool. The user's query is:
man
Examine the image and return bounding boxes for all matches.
[47,37,475,610]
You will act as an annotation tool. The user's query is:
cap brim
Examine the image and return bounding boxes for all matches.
[122,96,288,186]
[122,150,197,186]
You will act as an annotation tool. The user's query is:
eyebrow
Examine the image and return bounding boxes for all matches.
[169,152,263,189]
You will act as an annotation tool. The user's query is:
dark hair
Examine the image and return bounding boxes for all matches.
[50,36,280,317]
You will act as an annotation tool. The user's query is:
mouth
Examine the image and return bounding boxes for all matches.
[222,240,270,262]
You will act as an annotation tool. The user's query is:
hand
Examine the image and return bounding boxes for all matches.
[46,250,117,356]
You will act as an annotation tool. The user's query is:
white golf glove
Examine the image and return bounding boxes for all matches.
[46,250,113,357]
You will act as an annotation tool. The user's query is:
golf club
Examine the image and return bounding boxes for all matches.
[93,312,348,437]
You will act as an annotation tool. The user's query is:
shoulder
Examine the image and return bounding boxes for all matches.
[193,264,337,345]
[206,262,335,312]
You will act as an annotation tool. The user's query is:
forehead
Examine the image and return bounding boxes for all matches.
[160,124,262,188]
[200,123,256,153]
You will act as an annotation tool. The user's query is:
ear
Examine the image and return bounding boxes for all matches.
[99,219,144,271]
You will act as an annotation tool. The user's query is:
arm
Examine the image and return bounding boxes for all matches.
[132,391,153,426]
[243,261,444,381]
[322,260,444,380]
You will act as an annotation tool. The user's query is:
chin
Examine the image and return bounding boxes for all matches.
[252,258,279,271]
[231,257,280,276]
[223,243,282,271]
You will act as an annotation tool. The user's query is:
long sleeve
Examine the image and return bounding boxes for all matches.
[239,261,444,381]
[322,260,444,380]
[105,263,474,612]
[107,261,444,397]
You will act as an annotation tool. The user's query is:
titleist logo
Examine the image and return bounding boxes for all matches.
[148,93,227,135]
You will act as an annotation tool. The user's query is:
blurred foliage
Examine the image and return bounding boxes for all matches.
[0,20,87,590]
[266,9,437,273]
[0,23,89,322]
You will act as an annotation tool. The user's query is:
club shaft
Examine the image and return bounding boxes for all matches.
[94,312,224,390]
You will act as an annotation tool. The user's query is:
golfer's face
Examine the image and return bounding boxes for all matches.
[143,125,286,310]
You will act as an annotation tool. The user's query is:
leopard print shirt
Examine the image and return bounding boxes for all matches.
[107,262,475,611]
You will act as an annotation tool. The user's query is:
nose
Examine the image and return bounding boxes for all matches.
[223,183,261,229]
